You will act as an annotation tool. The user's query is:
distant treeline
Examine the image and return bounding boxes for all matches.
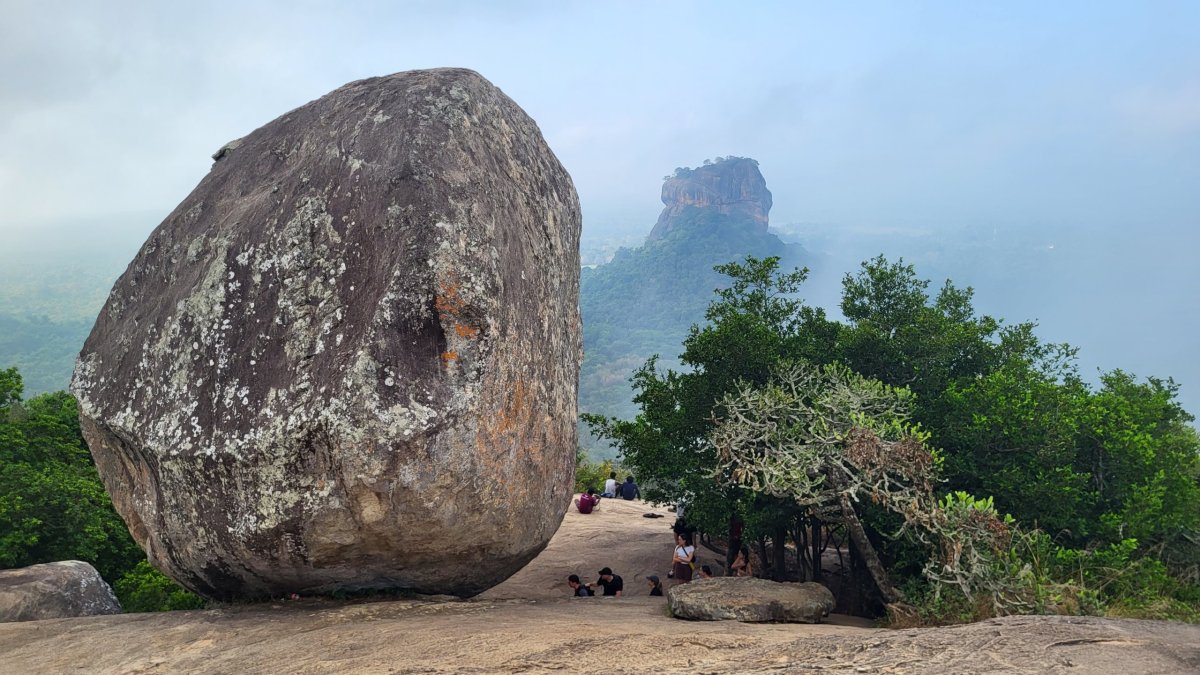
[0,315,94,396]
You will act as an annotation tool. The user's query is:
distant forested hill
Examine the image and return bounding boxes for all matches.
[0,214,154,394]
[579,159,809,455]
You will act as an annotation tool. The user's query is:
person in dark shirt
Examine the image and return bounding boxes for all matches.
[590,567,623,596]
[646,575,664,596]
[567,574,594,597]
[618,476,641,501]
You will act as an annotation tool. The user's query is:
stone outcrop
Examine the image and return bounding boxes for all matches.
[646,157,773,241]
[667,577,834,623]
[0,561,122,623]
[71,68,582,600]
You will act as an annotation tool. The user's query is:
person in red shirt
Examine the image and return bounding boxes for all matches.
[575,487,600,514]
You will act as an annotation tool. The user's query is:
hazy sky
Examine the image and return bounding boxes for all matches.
[2,1,1198,409]
[4,1,1196,231]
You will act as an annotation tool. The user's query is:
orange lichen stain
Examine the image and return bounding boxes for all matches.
[454,324,480,338]
[474,378,552,502]
[434,281,466,317]
[494,380,528,434]
[440,350,459,362]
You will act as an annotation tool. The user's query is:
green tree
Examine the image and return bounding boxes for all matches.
[585,256,810,570]
[0,366,205,612]
[113,561,206,612]
[833,255,1009,406]
[832,257,1200,595]
[0,379,142,581]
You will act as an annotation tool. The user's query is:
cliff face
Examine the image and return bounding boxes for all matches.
[646,157,773,242]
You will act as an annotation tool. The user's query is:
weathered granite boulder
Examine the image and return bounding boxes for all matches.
[667,577,834,623]
[0,561,122,623]
[71,68,582,600]
[646,157,772,241]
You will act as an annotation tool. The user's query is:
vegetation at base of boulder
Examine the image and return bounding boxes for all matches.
[0,367,202,611]
[586,255,1200,624]
[114,561,206,612]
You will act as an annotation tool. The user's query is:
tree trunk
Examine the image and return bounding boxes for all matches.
[756,536,769,579]
[726,512,743,572]
[795,515,809,582]
[839,494,903,604]
[811,514,823,582]
[772,524,788,581]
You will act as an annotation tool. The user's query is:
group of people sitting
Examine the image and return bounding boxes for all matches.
[566,535,754,598]
[573,472,641,514]
[567,567,625,597]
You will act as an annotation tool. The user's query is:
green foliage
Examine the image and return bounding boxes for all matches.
[938,363,1200,564]
[814,255,1200,586]
[574,448,621,494]
[114,561,206,612]
[0,376,142,581]
[592,253,1200,622]
[0,366,200,612]
[585,256,809,538]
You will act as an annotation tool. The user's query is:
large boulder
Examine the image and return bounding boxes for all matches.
[71,68,582,600]
[0,561,122,623]
[667,577,834,623]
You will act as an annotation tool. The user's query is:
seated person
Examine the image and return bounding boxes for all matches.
[574,487,600,514]
[589,567,623,596]
[731,544,754,577]
[602,472,618,498]
[646,575,664,596]
[618,476,641,501]
[567,574,594,597]
[697,564,714,579]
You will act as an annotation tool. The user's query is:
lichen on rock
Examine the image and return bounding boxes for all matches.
[72,68,582,600]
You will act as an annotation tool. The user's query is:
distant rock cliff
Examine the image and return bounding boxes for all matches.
[646,157,773,242]
[579,158,805,446]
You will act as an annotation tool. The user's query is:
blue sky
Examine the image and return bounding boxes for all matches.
[2,0,1198,411]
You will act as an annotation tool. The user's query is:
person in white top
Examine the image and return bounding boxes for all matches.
[671,532,696,583]
[602,472,618,498]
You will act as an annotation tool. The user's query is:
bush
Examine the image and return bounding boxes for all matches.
[574,448,620,494]
[113,561,205,612]
[898,530,1200,625]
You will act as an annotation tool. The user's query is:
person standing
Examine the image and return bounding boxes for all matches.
[671,532,695,583]
[618,475,641,501]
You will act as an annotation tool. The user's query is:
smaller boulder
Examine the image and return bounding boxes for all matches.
[667,577,834,623]
[0,561,122,623]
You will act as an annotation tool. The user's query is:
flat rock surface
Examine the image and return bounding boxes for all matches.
[1,500,1196,673]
